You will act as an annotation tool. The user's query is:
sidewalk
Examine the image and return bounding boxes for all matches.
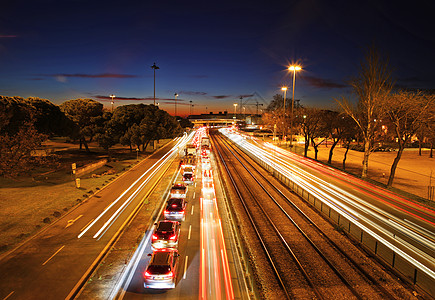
[293,143,435,201]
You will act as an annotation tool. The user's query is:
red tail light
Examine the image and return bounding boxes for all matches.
[144,271,152,278]
[164,210,169,214]
[152,234,158,240]
[169,234,177,240]
[164,271,174,278]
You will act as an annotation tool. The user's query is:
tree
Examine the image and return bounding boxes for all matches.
[336,45,393,178]
[262,94,288,141]
[323,110,351,164]
[60,99,104,152]
[0,108,47,177]
[299,107,323,158]
[0,96,73,137]
[385,90,435,186]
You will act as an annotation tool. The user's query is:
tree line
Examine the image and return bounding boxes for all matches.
[0,97,186,177]
[262,46,435,187]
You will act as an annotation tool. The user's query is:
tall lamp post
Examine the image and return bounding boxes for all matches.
[110,94,115,112]
[233,103,238,118]
[174,93,178,117]
[288,65,302,148]
[151,62,159,106]
[281,86,287,142]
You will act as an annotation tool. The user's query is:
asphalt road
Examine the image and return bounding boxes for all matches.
[0,140,180,300]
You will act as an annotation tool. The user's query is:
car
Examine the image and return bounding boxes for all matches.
[170,182,187,198]
[151,220,181,250]
[143,249,180,289]
[202,158,211,170]
[203,169,213,181]
[182,167,194,184]
[164,198,187,221]
[202,180,214,193]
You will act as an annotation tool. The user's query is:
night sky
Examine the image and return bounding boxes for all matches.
[1,0,434,116]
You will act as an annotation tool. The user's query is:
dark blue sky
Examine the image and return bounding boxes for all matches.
[1,0,434,116]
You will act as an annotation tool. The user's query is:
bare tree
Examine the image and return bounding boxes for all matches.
[336,45,393,178]
[384,90,435,186]
[299,107,323,158]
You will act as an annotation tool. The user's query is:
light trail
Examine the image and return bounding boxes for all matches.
[220,128,435,281]
[78,133,193,239]
[103,132,195,300]
[199,146,234,299]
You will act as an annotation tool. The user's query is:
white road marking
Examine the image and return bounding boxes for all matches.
[191,205,194,215]
[183,255,189,279]
[188,225,192,239]
[65,214,83,228]
[42,245,65,266]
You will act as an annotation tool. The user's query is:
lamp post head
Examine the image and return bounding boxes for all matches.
[288,65,302,71]
[281,86,288,91]
[151,62,159,70]
[174,93,178,98]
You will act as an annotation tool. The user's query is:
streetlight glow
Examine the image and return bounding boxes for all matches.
[288,64,302,148]
[288,65,302,71]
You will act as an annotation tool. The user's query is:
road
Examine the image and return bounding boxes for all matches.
[0,135,192,300]
[110,129,237,300]
[220,128,435,297]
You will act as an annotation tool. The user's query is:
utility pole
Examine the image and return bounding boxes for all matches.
[151,62,159,106]
[174,93,178,116]
[110,94,115,112]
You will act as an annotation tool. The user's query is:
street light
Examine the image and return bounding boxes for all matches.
[288,65,302,148]
[233,103,238,118]
[174,93,178,117]
[281,86,288,142]
[110,94,115,112]
[151,62,159,106]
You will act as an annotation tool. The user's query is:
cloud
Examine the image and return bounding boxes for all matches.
[212,95,231,99]
[40,73,140,79]
[303,76,347,89]
[94,95,177,102]
[180,90,208,96]
[27,78,45,81]
[239,94,254,98]
[0,35,17,38]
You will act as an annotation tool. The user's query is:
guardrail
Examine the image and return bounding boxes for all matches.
[234,139,435,298]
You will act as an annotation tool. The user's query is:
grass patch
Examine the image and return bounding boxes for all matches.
[0,138,171,254]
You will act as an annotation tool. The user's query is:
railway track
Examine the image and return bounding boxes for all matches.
[212,132,399,300]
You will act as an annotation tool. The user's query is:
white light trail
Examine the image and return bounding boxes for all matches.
[219,128,435,280]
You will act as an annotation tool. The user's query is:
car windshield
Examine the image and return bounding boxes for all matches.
[147,265,171,275]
